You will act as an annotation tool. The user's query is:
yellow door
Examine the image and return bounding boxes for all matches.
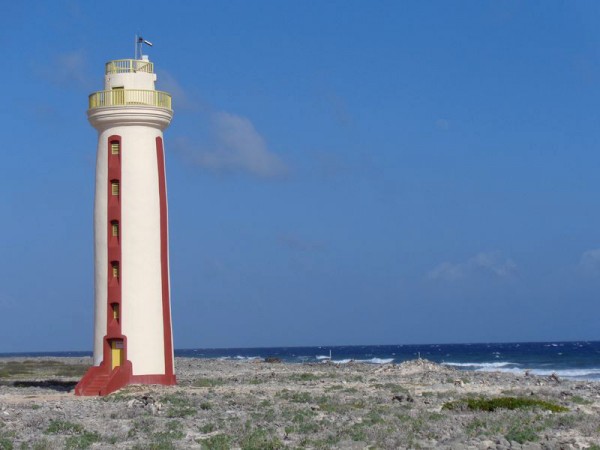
[111,341,122,370]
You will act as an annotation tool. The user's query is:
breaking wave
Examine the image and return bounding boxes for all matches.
[443,361,520,369]
[329,357,395,365]
[442,361,600,380]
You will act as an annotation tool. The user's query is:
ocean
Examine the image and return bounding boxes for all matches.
[2,341,599,381]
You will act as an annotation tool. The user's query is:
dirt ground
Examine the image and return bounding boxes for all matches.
[0,357,599,449]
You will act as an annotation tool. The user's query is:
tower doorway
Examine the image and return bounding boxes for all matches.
[111,340,124,370]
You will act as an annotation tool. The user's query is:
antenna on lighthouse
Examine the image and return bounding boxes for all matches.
[134,34,153,60]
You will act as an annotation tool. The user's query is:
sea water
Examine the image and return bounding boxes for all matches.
[175,341,600,381]
[3,341,599,381]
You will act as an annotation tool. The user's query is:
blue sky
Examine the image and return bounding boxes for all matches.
[2,1,600,352]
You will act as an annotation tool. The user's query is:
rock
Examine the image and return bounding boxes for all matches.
[495,437,510,447]
[542,439,559,449]
[392,394,414,403]
[521,443,542,450]
[448,444,469,450]
[264,357,282,363]
[127,395,160,414]
[479,440,495,449]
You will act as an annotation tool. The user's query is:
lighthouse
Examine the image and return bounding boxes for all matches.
[76,53,175,396]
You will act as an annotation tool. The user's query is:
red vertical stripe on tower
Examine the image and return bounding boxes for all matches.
[105,135,124,363]
[156,137,175,382]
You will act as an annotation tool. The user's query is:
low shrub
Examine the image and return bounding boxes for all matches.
[199,434,232,450]
[193,378,225,388]
[240,429,282,450]
[64,431,100,449]
[45,420,84,435]
[505,426,538,444]
[442,396,568,413]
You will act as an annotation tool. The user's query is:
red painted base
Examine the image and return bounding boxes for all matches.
[75,361,176,396]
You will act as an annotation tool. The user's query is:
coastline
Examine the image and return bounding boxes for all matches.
[0,357,599,449]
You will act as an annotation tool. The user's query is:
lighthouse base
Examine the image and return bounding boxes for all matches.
[75,362,176,396]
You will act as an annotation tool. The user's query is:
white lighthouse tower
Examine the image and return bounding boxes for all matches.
[76,51,175,396]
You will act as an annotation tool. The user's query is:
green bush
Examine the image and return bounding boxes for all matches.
[571,395,592,405]
[161,393,197,418]
[0,436,12,450]
[240,429,282,450]
[193,378,225,388]
[200,434,231,450]
[45,420,84,435]
[289,373,319,382]
[199,423,216,434]
[505,426,538,444]
[64,431,100,449]
[442,396,568,413]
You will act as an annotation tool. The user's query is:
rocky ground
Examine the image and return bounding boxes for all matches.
[0,357,599,449]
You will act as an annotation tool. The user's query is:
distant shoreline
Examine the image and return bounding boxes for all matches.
[3,340,599,382]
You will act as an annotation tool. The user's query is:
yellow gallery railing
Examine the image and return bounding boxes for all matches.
[105,59,154,74]
[89,90,172,110]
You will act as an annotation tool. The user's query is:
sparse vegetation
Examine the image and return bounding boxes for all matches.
[372,382,409,394]
[505,425,539,444]
[30,439,51,450]
[572,395,593,405]
[160,392,197,417]
[288,372,320,382]
[0,361,88,379]
[199,434,232,450]
[199,423,216,434]
[103,387,137,402]
[127,418,155,439]
[0,435,12,450]
[192,377,225,388]
[1,357,597,449]
[442,396,569,413]
[64,431,100,449]
[43,420,99,449]
[276,389,312,403]
[240,428,282,450]
[45,420,84,435]
[157,421,185,440]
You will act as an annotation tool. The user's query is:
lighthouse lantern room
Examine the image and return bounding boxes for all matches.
[76,50,175,396]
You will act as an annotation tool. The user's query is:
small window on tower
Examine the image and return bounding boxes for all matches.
[111,221,119,237]
[111,181,120,196]
[112,304,120,320]
[111,262,119,279]
[111,141,120,155]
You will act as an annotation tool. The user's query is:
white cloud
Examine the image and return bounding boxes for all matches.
[579,248,600,275]
[175,111,288,179]
[156,72,287,179]
[428,252,517,281]
[157,70,199,111]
